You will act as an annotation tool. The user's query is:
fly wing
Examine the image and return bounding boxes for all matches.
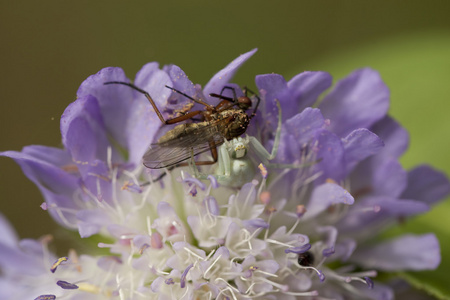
[142,122,226,169]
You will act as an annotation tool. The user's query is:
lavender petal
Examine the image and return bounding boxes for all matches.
[319,68,390,137]
[351,234,440,271]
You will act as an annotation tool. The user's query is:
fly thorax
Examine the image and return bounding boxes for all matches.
[223,111,250,140]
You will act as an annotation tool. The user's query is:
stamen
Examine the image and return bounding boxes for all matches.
[57,280,79,289]
[364,277,374,289]
[50,256,68,273]
[34,295,56,300]
[258,277,289,292]
[266,238,298,248]
[296,205,307,217]
[40,202,48,210]
[106,146,113,170]
[42,203,77,228]
[254,268,278,278]
[68,249,82,272]
[183,247,205,261]
[283,290,319,297]
[180,264,193,288]
[214,280,239,300]
[299,265,325,282]
[325,178,337,184]
[204,254,222,278]
[327,269,377,289]
[259,191,271,205]
[285,243,311,254]
[287,218,301,235]
[182,172,206,191]
[77,282,102,294]
[121,180,142,193]
[322,247,335,257]
[207,175,219,189]
[258,163,268,179]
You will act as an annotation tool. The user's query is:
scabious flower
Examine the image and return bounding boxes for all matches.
[1,49,449,300]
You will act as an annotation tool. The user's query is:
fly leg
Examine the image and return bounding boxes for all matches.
[243,87,261,119]
[104,81,208,124]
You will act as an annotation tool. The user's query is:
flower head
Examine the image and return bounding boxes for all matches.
[1,49,449,299]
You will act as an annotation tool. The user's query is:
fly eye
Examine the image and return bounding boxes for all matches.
[238,97,252,110]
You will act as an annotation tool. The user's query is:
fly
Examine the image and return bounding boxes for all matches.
[104,81,260,169]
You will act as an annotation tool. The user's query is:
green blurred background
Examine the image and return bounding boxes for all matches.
[1,1,450,297]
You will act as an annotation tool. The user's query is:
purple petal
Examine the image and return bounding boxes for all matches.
[79,160,113,203]
[97,256,122,273]
[338,196,430,233]
[157,201,176,218]
[334,239,357,261]
[131,65,173,165]
[319,68,390,137]
[352,281,394,300]
[62,101,113,176]
[401,165,450,205]
[312,129,346,182]
[234,182,257,207]
[285,108,326,146]
[134,62,173,109]
[316,226,338,255]
[351,234,440,271]
[163,64,197,99]
[21,145,73,167]
[150,277,164,292]
[342,128,384,174]
[77,66,164,166]
[0,150,79,227]
[0,213,19,247]
[265,129,301,164]
[305,182,354,219]
[133,235,151,249]
[204,48,257,102]
[255,259,280,274]
[372,159,407,198]
[0,242,44,276]
[287,71,332,111]
[364,197,430,216]
[213,246,230,260]
[370,116,409,162]
[19,239,46,257]
[76,209,113,237]
[61,94,109,162]
[76,67,132,151]
[255,73,290,120]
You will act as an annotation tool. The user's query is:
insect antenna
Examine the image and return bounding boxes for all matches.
[165,85,213,109]
[104,81,148,95]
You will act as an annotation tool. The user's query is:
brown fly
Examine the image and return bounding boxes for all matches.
[104,81,260,169]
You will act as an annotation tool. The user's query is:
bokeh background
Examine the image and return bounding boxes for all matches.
[1,1,450,298]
